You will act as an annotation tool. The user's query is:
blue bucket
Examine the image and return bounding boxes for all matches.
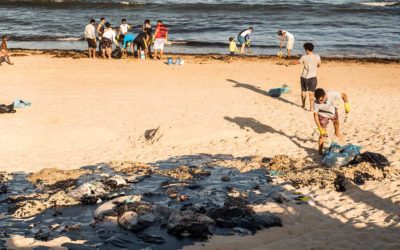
[167,57,173,65]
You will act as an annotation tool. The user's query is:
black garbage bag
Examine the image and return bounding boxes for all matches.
[0,104,16,114]
[350,152,390,170]
[112,46,122,59]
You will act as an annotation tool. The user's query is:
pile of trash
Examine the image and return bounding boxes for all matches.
[265,144,394,192]
[0,155,290,249]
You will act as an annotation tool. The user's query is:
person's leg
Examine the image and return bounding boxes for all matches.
[107,47,112,59]
[160,49,164,60]
[300,77,307,109]
[241,43,245,54]
[287,49,291,57]
[92,48,96,58]
[308,91,314,111]
[318,135,325,155]
[333,112,342,138]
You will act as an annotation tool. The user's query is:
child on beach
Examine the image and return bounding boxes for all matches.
[277,29,294,57]
[293,43,321,111]
[0,35,13,65]
[229,37,237,56]
[313,88,350,155]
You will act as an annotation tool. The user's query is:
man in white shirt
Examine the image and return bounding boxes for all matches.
[118,19,130,42]
[84,19,96,58]
[313,88,350,155]
[278,29,294,57]
[237,27,253,54]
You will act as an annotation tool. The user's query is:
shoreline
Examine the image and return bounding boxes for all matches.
[9,48,400,64]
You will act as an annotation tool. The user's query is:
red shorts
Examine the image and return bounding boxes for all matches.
[319,109,338,128]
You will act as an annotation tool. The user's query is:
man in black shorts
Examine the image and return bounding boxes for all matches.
[134,32,149,59]
[84,19,97,58]
[294,43,321,111]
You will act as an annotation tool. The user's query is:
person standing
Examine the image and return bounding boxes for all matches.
[84,19,97,58]
[153,20,168,60]
[0,35,13,65]
[237,27,253,54]
[97,17,106,53]
[229,36,238,56]
[277,29,295,57]
[101,22,118,59]
[143,19,153,58]
[313,88,350,155]
[118,19,130,42]
[294,43,321,111]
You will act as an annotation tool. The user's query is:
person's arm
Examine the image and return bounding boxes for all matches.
[112,32,118,46]
[317,55,321,67]
[341,93,350,113]
[96,25,102,35]
[153,27,159,40]
[165,30,169,41]
[314,112,326,135]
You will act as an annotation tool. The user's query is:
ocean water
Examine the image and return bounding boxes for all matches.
[0,0,399,58]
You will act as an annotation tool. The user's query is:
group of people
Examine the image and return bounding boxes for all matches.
[229,27,295,57]
[3,22,350,155]
[84,18,169,60]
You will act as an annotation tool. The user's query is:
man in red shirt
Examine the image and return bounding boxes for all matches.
[153,20,168,60]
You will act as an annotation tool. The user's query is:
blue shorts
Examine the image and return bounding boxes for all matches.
[237,36,245,45]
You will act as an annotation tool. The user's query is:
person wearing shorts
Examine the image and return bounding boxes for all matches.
[96,17,106,53]
[277,29,294,57]
[294,43,321,111]
[118,19,130,42]
[101,22,118,59]
[313,88,350,155]
[121,33,135,58]
[153,20,168,60]
[237,27,253,54]
[84,19,97,58]
[134,32,149,59]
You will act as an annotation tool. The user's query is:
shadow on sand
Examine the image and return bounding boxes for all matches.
[227,79,303,109]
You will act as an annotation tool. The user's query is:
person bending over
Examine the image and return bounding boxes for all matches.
[277,29,294,57]
[121,33,135,58]
[313,88,350,155]
[101,22,118,59]
[134,32,149,59]
[237,27,253,54]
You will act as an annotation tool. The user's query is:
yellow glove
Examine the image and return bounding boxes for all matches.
[344,103,350,113]
[318,127,327,136]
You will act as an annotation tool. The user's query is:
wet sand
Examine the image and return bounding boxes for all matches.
[1,52,400,249]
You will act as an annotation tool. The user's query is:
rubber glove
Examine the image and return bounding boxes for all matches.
[344,103,350,113]
[318,127,327,136]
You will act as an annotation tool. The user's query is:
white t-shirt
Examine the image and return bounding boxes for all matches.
[103,29,116,41]
[283,30,294,40]
[299,53,321,79]
[120,24,129,35]
[84,24,96,39]
[314,91,341,118]
[239,29,251,38]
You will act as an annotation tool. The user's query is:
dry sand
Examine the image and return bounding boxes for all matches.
[1,53,400,249]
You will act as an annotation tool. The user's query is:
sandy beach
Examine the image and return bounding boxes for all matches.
[1,52,400,249]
